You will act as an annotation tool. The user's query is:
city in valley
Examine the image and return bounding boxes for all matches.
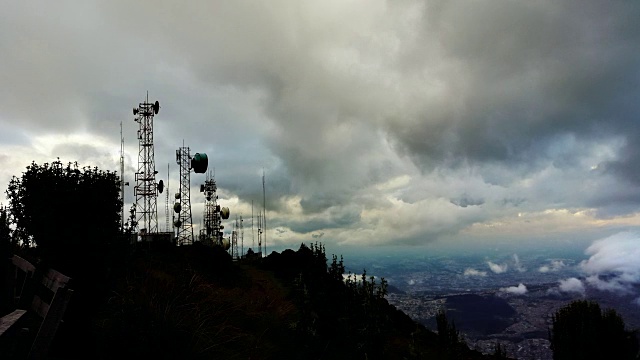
[343,246,640,360]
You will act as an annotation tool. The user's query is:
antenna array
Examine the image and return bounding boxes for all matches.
[133,94,162,235]
[199,172,229,247]
[231,215,239,259]
[174,145,209,245]
[175,146,194,245]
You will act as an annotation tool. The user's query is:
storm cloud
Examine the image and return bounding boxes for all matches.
[1,1,640,249]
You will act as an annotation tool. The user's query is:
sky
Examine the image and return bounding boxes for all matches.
[1,0,640,256]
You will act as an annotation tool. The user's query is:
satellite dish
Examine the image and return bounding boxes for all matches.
[206,196,211,201]
[153,101,160,114]
[200,184,205,193]
[174,203,181,213]
[133,108,138,115]
[191,153,208,173]
[222,238,230,251]
[219,225,224,230]
[220,207,230,219]
[174,219,182,228]
[157,180,164,194]
[175,192,181,200]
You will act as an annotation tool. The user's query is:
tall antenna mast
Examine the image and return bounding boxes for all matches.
[200,171,229,246]
[251,200,255,249]
[165,163,170,232]
[120,121,125,229]
[257,206,262,255]
[240,215,244,258]
[262,169,266,255]
[133,94,162,236]
[175,145,194,245]
[174,143,209,245]
[232,215,239,259]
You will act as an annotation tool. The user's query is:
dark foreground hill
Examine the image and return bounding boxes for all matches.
[6,243,504,359]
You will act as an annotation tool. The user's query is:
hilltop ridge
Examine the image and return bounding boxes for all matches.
[26,242,505,359]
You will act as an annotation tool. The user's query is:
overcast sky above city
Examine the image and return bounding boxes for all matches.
[1,1,639,253]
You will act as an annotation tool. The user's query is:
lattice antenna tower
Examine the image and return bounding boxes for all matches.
[208,172,218,245]
[200,171,229,246]
[231,215,239,259]
[262,169,267,255]
[132,94,163,234]
[165,163,170,232]
[174,144,209,245]
[257,208,262,256]
[240,215,244,258]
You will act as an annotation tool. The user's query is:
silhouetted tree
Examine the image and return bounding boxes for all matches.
[492,341,508,359]
[437,308,464,359]
[0,205,11,258]
[550,300,639,360]
[5,160,126,358]
[6,159,122,272]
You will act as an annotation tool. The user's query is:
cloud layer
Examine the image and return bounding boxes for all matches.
[580,232,640,294]
[1,1,640,249]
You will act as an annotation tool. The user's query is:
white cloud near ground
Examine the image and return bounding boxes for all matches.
[558,277,585,295]
[539,260,566,273]
[513,254,526,273]
[580,232,640,294]
[487,261,508,274]
[500,283,527,295]
[464,268,487,277]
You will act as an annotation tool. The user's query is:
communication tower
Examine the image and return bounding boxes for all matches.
[174,145,209,245]
[165,163,170,232]
[262,170,267,255]
[240,215,244,257]
[257,211,263,257]
[120,122,125,229]
[254,170,267,256]
[231,215,239,259]
[199,172,230,246]
[132,94,163,235]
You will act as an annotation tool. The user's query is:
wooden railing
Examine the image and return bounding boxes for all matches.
[0,255,73,359]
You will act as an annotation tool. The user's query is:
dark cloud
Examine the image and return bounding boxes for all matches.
[450,193,484,208]
[388,1,640,175]
[2,0,640,248]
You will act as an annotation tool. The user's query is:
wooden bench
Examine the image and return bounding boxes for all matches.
[2,255,36,312]
[1,255,74,359]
